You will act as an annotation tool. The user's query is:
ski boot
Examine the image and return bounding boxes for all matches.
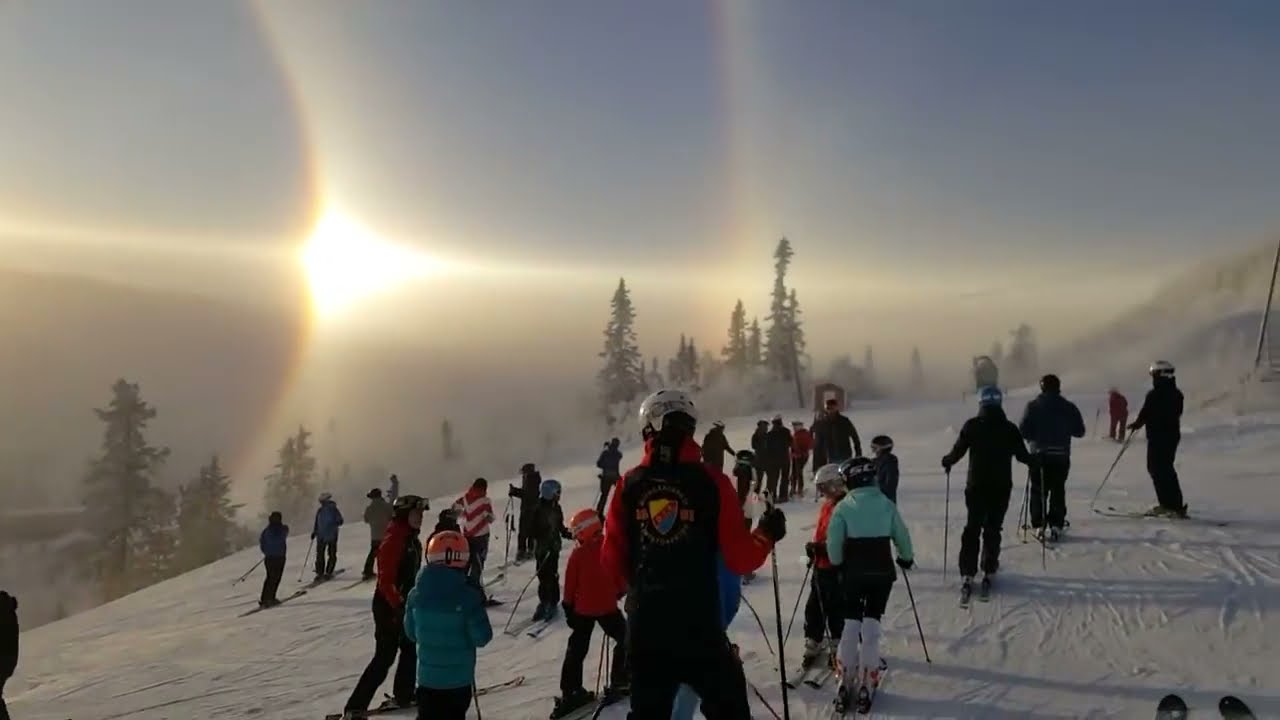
[542,601,559,621]
[833,676,856,715]
[960,575,974,606]
[338,711,369,720]
[980,574,993,600]
[531,601,549,623]
[1048,526,1062,543]
[802,638,823,667]
[550,687,596,719]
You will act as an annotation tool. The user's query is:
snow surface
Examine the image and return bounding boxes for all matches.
[9,396,1280,719]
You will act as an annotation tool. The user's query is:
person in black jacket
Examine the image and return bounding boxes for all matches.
[1018,374,1086,541]
[1129,361,1187,517]
[1,591,16,720]
[812,398,862,469]
[942,386,1033,596]
[509,463,543,562]
[750,420,769,487]
[701,421,735,472]
[595,439,623,517]
[530,479,573,623]
[763,415,794,502]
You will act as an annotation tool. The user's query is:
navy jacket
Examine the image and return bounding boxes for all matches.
[1019,392,1086,456]
[260,522,289,558]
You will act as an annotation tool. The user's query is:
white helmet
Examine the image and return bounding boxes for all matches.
[814,464,846,496]
[318,492,333,503]
[638,389,698,435]
[1149,360,1175,378]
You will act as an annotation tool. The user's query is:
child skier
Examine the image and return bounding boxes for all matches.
[870,435,899,504]
[404,530,493,720]
[826,457,914,715]
[732,449,756,508]
[258,511,289,608]
[530,478,572,622]
[801,464,847,667]
[551,509,628,718]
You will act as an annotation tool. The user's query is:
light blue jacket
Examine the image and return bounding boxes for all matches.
[826,485,913,571]
[672,555,740,719]
[404,564,493,689]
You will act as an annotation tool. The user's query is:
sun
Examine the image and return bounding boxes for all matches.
[300,210,442,320]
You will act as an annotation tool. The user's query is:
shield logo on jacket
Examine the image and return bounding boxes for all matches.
[648,498,679,535]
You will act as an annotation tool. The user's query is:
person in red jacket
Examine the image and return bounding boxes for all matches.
[791,420,814,499]
[601,389,787,719]
[1108,388,1129,442]
[453,478,495,587]
[551,508,629,718]
[802,464,847,666]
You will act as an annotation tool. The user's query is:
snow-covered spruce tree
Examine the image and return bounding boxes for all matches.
[764,237,796,380]
[747,317,764,367]
[685,337,700,385]
[133,485,179,586]
[910,346,925,389]
[82,379,172,599]
[598,278,646,406]
[263,426,318,527]
[722,299,749,375]
[786,288,807,377]
[176,455,243,572]
[669,334,690,385]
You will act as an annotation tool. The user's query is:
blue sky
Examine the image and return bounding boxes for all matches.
[2,0,1278,359]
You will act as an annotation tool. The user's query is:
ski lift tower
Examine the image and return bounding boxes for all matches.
[1254,238,1280,382]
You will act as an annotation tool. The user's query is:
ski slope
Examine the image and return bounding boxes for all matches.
[9,396,1280,719]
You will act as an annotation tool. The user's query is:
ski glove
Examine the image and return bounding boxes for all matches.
[895,557,914,571]
[940,457,954,471]
[757,507,787,543]
[804,542,826,560]
[508,485,522,498]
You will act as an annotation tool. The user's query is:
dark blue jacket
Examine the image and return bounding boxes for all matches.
[1018,392,1086,457]
[313,502,344,542]
[260,523,289,558]
[874,452,900,504]
[596,447,623,477]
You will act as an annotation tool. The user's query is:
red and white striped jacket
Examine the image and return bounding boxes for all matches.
[453,487,495,538]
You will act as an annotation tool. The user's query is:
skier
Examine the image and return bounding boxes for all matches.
[764,414,794,502]
[870,435,899,504]
[790,420,813,499]
[258,511,289,608]
[812,398,863,469]
[1108,388,1129,441]
[801,464,847,667]
[701,421,736,472]
[1129,361,1187,517]
[732,449,756,509]
[312,492,344,581]
[530,478,572,622]
[404,530,493,720]
[1,591,16,720]
[826,457,914,714]
[552,509,628,718]
[453,478,495,587]
[1018,374,1086,542]
[509,462,543,562]
[750,420,769,487]
[595,438,623,517]
[342,495,427,718]
[429,508,461,544]
[387,474,400,503]
[362,489,393,581]
[600,388,787,719]
[941,386,1033,600]
[671,553,742,719]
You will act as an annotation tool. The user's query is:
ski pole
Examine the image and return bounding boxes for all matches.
[473,683,483,720]
[502,496,513,569]
[769,545,792,720]
[1090,433,1134,512]
[298,537,314,582]
[1041,465,1049,571]
[502,570,539,634]
[1018,477,1030,543]
[233,558,264,585]
[942,468,951,583]
[783,561,812,645]
[900,568,931,664]
[595,633,606,696]
[740,594,776,658]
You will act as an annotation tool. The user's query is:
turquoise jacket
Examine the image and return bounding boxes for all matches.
[404,564,494,689]
[826,485,913,582]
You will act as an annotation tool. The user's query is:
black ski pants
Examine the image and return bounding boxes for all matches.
[518,506,537,558]
[417,685,471,720]
[0,680,8,720]
[803,566,844,643]
[596,473,619,518]
[315,539,337,576]
[790,453,809,497]
[1147,434,1185,511]
[840,578,893,621]
[959,482,1012,578]
[260,555,286,605]
[537,548,561,606]
[627,634,750,719]
[362,539,380,578]
[765,462,788,502]
[734,471,752,507]
[466,535,489,587]
[346,594,417,711]
[561,610,627,694]
[1029,454,1070,529]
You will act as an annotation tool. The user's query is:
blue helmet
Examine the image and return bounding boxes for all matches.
[978,385,1003,407]
[539,478,562,500]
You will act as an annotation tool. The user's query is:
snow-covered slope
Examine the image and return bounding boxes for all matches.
[10,399,1280,719]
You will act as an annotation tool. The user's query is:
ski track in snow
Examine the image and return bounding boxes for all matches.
[8,396,1280,719]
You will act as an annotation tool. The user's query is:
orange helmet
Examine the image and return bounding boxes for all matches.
[569,508,602,543]
[426,530,470,569]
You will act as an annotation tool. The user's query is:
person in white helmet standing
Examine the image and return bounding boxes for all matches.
[1129,361,1187,518]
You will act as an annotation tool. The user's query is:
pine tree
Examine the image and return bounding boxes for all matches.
[134,486,178,585]
[685,337,700,385]
[1006,323,1039,381]
[721,300,749,374]
[82,379,172,599]
[598,278,646,405]
[764,237,796,379]
[441,420,456,460]
[263,426,318,526]
[669,335,690,385]
[787,288,806,377]
[864,345,875,378]
[747,317,763,367]
[176,455,242,572]
[910,346,925,387]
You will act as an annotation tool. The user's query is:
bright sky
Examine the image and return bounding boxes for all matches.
[2,0,1278,362]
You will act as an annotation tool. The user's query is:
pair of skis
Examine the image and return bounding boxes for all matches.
[1095,506,1229,527]
[549,689,627,720]
[321,677,526,719]
[1157,693,1255,719]
[785,653,833,690]
[831,662,888,717]
[238,589,308,617]
[303,567,348,589]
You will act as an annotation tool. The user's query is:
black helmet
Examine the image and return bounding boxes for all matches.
[870,435,894,454]
[735,449,755,466]
[393,494,428,516]
[838,457,877,490]
[520,462,536,474]
[1040,374,1061,394]
[367,488,383,499]
[268,511,283,524]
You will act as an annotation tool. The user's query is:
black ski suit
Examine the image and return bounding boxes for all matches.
[596,445,623,517]
[942,405,1032,578]
[514,469,543,559]
[701,428,736,472]
[812,411,862,469]
[531,499,571,609]
[1131,377,1185,512]
[345,517,422,713]
[1019,391,1086,530]
[750,425,769,487]
[762,423,793,502]
[1,591,16,720]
